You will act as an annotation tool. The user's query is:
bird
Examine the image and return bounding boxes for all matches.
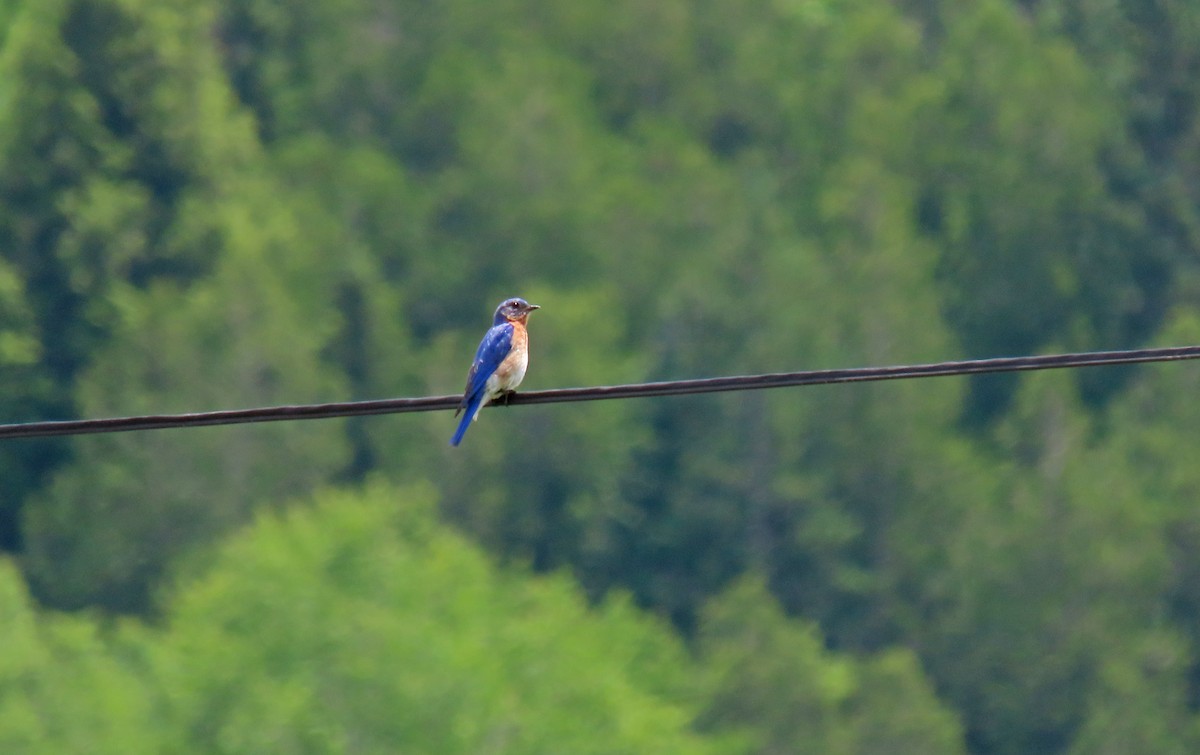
[450,297,540,446]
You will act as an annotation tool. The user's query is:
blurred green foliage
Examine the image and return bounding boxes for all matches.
[2,0,1200,751]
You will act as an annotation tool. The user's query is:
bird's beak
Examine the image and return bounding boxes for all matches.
[527,303,541,311]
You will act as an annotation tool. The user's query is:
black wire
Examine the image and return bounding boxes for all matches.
[2,344,1198,440]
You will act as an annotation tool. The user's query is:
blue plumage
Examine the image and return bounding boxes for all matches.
[450,298,539,446]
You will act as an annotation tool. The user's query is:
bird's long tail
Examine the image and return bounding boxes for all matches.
[450,394,484,446]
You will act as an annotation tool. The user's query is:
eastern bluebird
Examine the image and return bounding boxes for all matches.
[450,297,540,446]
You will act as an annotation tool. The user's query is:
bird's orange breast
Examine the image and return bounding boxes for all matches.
[491,321,529,392]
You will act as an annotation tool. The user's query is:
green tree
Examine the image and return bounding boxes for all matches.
[913,0,1146,416]
[0,0,257,546]
[0,559,159,753]
[907,367,1197,753]
[1034,0,1200,358]
[696,577,965,754]
[21,171,352,613]
[148,480,717,754]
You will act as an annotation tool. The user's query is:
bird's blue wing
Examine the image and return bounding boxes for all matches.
[464,322,514,401]
[450,323,514,446]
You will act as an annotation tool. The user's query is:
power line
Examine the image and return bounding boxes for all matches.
[1,344,1198,440]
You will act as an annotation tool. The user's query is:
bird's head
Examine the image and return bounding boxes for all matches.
[494,297,540,324]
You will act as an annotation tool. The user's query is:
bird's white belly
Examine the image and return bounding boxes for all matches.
[486,350,528,399]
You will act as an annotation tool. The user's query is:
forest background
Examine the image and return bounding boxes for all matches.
[2,0,1200,752]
